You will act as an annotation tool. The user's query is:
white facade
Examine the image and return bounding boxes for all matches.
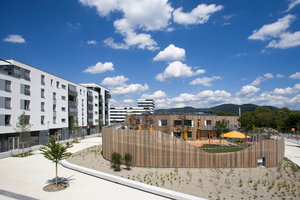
[0,59,110,152]
[138,99,155,113]
[110,106,152,123]
[80,83,111,126]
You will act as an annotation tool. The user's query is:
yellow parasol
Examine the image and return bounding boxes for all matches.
[221,131,251,139]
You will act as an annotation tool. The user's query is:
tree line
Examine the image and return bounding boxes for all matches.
[237,107,300,133]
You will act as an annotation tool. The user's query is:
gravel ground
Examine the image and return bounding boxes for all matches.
[67,145,300,200]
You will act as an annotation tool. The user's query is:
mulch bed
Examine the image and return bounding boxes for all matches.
[43,182,69,192]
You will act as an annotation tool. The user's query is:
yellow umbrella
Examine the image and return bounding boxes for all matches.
[221,131,251,139]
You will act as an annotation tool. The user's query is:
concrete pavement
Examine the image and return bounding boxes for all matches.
[284,139,300,167]
[0,137,169,200]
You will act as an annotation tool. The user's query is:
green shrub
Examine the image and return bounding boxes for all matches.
[111,152,122,171]
[124,152,132,170]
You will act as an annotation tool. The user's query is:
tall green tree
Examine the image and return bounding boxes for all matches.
[273,107,291,131]
[14,111,32,156]
[40,135,73,187]
[238,111,254,134]
[214,121,228,137]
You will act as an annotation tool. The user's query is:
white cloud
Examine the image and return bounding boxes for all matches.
[111,83,149,95]
[223,14,235,20]
[248,14,295,41]
[101,76,129,87]
[156,61,205,81]
[250,73,274,86]
[3,34,26,43]
[267,31,300,49]
[236,53,247,57]
[123,99,135,104]
[276,74,285,78]
[141,90,167,99]
[103,37,129,50]
[67,22,81,31]
[290,72,300,79]
[236,85,260,97]
[189,76,221,86]
[153,44,186,61]
[87,40,97,45]
[80,0,173,51]
[173,4,223,25]
[285,0,300,12]
[83,62,114,74]
[273,87,294,95]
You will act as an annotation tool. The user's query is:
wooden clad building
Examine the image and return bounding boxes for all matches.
[124,114,239,141]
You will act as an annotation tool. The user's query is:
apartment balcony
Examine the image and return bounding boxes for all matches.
[68,100,78,107]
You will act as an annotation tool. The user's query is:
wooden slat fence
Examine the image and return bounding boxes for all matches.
[102,128,284,168]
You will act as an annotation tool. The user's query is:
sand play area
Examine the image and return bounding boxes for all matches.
[67,145,300,200]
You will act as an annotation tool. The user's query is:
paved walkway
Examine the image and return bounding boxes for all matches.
[284,139,300,167]
[0,137,170,200]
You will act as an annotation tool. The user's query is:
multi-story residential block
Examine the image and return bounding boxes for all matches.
[137,99,155,113]
[109,106,152,123]
[0,59,110,152]
[79,83,111,126]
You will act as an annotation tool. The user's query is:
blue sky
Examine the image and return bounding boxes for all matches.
[1,0,300,110]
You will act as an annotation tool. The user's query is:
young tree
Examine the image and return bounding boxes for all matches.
[111,152,122,171]
[70,117,79,142]
[14,111,32,156]
[40,135,73,187]
[124,153,132,170]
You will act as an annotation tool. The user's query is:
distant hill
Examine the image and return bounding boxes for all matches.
[155,104,278,115]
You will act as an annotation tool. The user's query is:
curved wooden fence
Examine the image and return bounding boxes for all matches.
[102,128,285,168]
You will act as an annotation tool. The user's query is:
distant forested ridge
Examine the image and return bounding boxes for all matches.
[155,104,278,115]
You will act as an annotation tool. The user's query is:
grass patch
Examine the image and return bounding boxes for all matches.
[12,153,34,157]
[200,144,245,153]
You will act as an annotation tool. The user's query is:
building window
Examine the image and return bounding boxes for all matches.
[41,75,45,85]
[136,119,141,125]
[62,118,66,123]
[95,111,98,115]
[13,66,20,78]
[24,85,30,96]
[20,99,30,110]
[5,98,11,109]
[41,89,45,98]
[41,102,45,111]
[41,116,45,125]
[95,103,98,107]
[205,120,211,126]
[5,115,11,126]
[53,92,56,100]
[5,80,11,92]
[53,117,56,124]
[24,100,30,110]
[24,115,30,124]
[56,81,60,88]
[62,107,66,112]
[159,120,167,126]
[51,79,53,87]
[174,120,181,126]
[80,89,82,95]
[24,69,30,81]
[61,96,66,100]
[53,104,56,111]
[62,84,66,89]
[95,95,97,99]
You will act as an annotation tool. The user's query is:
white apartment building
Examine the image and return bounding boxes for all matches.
[80,83,111,126]
[109,106,152,123]
[0,59,110,153]
[138,99,155,113]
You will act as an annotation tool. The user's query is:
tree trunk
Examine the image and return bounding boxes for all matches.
[56,162,58,187]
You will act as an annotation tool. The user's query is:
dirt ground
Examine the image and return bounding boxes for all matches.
[67,145,300,200]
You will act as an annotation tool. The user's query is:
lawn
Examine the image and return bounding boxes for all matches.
[199,144,245,153]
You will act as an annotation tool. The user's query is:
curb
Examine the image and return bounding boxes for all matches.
[61,160,206,200]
